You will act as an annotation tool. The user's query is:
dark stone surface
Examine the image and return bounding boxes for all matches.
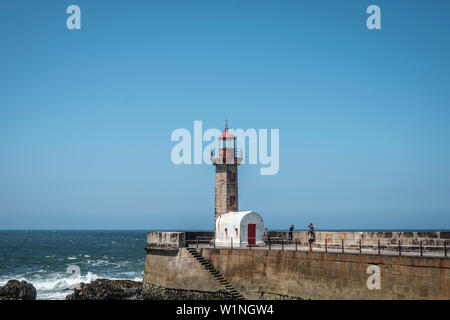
[417,232,427,238]
[185,231,214,242]
[145,246,179,256]
[401,232,414,238]
[143,283,236,300]
[66,279,236,300]
[0,280,37,300]
[440,232,450,239]
[66,279,143,300]
[257,291,303,300]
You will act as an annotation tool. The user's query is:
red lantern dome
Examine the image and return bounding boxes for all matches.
[219,126,235,140]
[211,123,242,165]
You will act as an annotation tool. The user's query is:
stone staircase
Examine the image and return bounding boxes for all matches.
[186,247,245,300]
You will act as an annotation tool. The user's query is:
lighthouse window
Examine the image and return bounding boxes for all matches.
[230,195,236,207]
[229,172,236,182]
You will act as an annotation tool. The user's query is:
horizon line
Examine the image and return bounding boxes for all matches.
[0,228,449,232]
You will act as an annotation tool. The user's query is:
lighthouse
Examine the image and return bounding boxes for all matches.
[211,123,264,247]
[211,124,242,224]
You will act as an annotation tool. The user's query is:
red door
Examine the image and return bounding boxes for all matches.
[248,224,256,245]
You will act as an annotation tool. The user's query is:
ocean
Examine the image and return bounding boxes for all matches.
[0,230,147,300]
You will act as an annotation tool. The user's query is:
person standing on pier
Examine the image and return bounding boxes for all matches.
[308,223,315,250]
[289,225,294,241]
[264,228,269,242]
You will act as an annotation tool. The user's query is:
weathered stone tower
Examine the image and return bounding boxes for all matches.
[211,125,242,228]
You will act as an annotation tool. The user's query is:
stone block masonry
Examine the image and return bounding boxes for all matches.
[143,232,449,300]
[199,248,449,299]
[144,244,222,293]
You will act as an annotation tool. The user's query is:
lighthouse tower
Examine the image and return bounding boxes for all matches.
[211,124,242,228]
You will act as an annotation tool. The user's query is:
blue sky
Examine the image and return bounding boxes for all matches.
[1,0,449,230]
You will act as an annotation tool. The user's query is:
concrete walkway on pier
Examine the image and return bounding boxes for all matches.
[187,242,449,258]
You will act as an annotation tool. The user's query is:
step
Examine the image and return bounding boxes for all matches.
[188,248,244,300]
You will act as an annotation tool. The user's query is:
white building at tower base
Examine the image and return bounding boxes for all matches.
[215,210,264,247]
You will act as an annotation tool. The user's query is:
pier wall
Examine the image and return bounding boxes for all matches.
[143,232,450,300]
[144,232,222,292]
[199,248,449,300]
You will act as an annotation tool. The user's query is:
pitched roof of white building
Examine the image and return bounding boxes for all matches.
[216,211,263,229]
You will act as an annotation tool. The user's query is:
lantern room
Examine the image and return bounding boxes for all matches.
[211,125,242,165]
[218,126,236,158]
